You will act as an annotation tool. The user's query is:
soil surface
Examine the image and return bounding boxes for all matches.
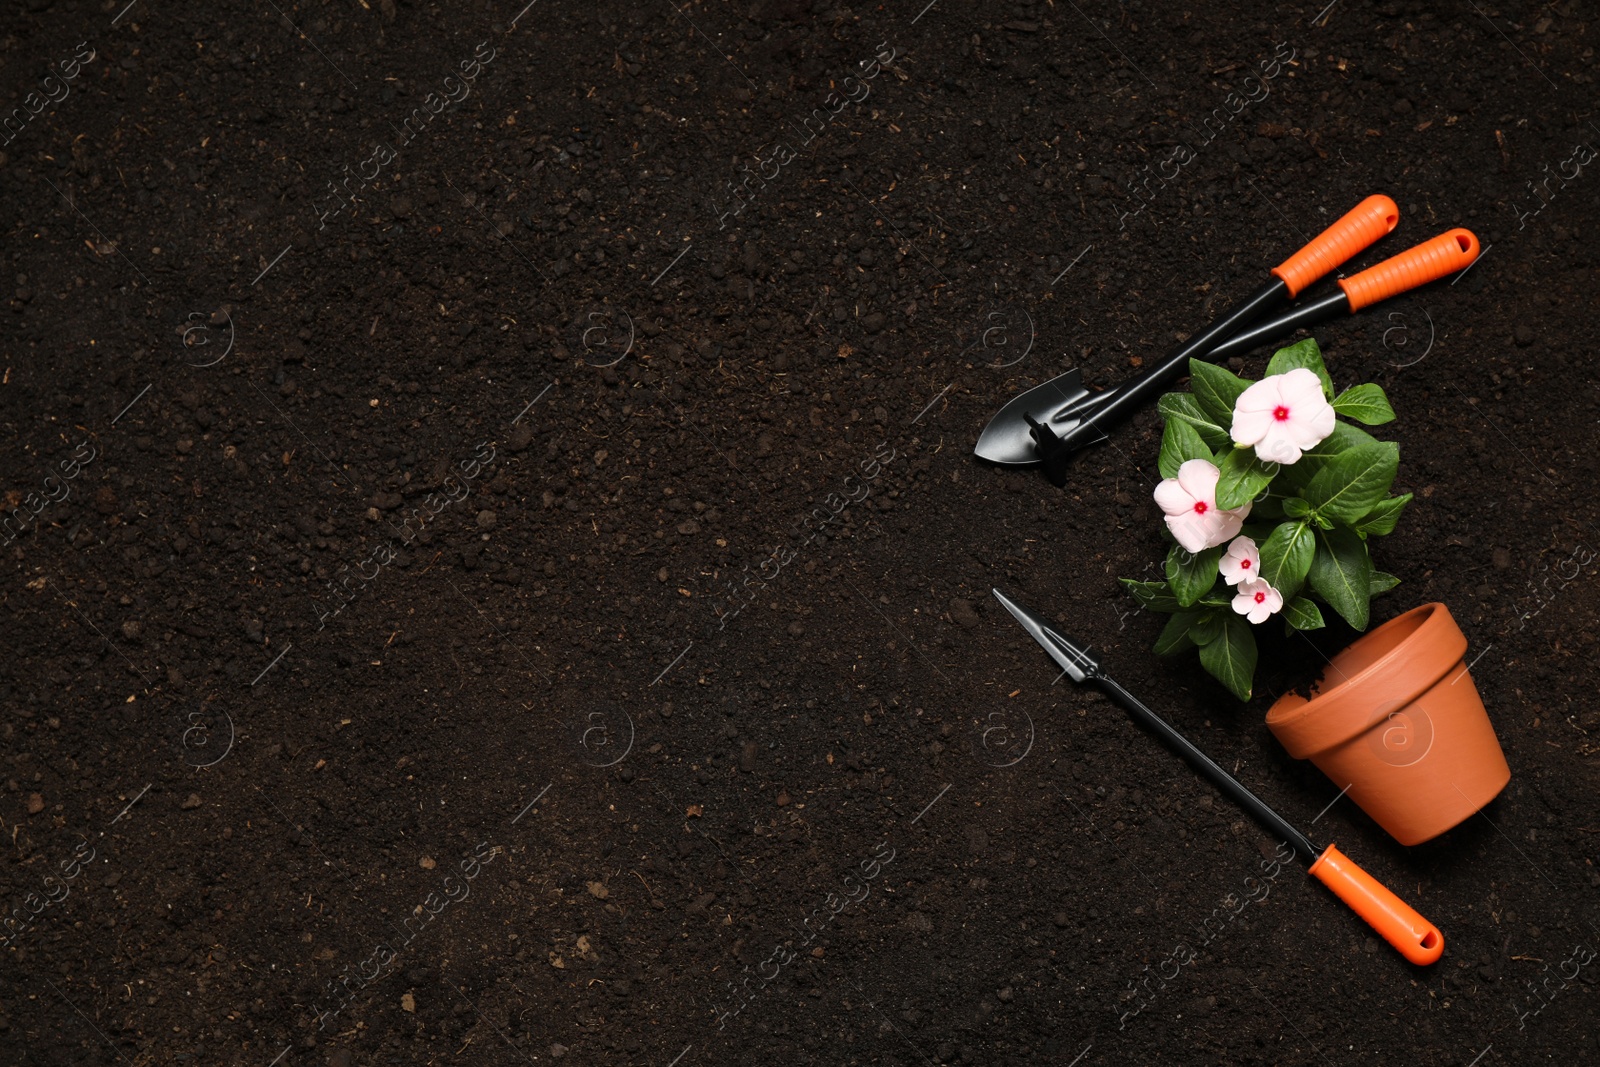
[2,1,1598,1065]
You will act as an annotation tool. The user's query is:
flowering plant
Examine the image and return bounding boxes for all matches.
[1120,340,1409,700]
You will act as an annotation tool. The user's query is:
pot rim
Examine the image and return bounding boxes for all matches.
[1265,602,1468,757]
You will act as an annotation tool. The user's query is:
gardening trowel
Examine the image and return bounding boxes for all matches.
[975,193,1401,469]
[982,225,1479,486]
[992,586,1445,967]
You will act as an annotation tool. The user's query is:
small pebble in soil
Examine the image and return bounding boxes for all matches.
[181,794,201,810]
[27,793,45,814]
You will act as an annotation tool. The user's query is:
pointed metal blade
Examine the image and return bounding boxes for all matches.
[974,368,1104,465]
[990,588,1102,683]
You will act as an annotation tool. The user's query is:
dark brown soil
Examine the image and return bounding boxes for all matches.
[3,1,1598,1065]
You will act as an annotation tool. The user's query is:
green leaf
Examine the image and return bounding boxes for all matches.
[1215,447,1280,510]
[1354,493,1412,537]
[1157,393,1230,451]
[1331,383,1396,426]
[1166,542,1222,608]
[1283,596,1326,631]
[1153,611,1202,655]
[1120,578,1182,614]
[1305,420,1380,460]
[1249,494,1287,523]
[1279,422,1382,490]
[1191,611,1224,646]
[1308,527,1373,630]
[1369,571,1401,596]
[1303,442,1400,522]
[1198,612,1258,701]
[1258,521,1315,601]
[1158,416,1213,480]
[1188,359,1252,428]
[1264,338,1334,399]
[1283,496,1313,519]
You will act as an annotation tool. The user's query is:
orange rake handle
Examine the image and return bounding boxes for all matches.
[1338,227,1480,310]
[1207,226,1481,363]
[1273,194,1401,297]
[1309,844,1444,965]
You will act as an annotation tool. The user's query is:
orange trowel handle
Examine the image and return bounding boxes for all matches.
[1308,844,1444,965]
[1272,194,1400,297]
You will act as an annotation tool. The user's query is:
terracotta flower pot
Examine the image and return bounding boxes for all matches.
[1265,602,1510,846]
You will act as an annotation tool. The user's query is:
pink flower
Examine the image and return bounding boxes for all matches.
[1230,367,1336,465]
[1218,536,1260,586]
[1231,577,1283,624]
[1153,459,1252,554]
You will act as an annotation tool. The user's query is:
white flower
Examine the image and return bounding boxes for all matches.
[1153,459,1252,554]
[1230,367,1337,465]
[1231,577,1284,624]
[1218,536,1261,586]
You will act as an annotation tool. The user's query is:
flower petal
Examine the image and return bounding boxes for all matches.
[1253,428,1302,466]
[1278,367,1327,408]
[1153,477,1194,516]
[1233,377,1284,413]
[1294,400,1337,446]
[1219,535,1258,583]
[1166,513,1212,554]
[1229,535,1260,565]
[1175,459,1220,504]
[1210,505,1249,548]
[1230,406,1274,446]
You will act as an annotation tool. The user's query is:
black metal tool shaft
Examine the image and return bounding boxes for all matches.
[1032,278,1288,484]
[1050,279,1287,446]
[990,587,1321,863]
[1094,674,1321,863]
[1203,289,1351,364]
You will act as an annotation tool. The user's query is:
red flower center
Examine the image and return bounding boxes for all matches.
[1273,405,1291,421]
[1240,559,1252,570]
[1193,501,1209,515]
[1254,591,1266,604]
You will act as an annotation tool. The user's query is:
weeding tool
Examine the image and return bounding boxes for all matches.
[1023,226,1478,487]
[992,587,1445,966]
[975,193,1401,468]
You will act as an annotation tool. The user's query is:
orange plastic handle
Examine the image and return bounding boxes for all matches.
[1308,844,1444,965]
[1337,228,1480,311]
[1271,194,1400,298]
